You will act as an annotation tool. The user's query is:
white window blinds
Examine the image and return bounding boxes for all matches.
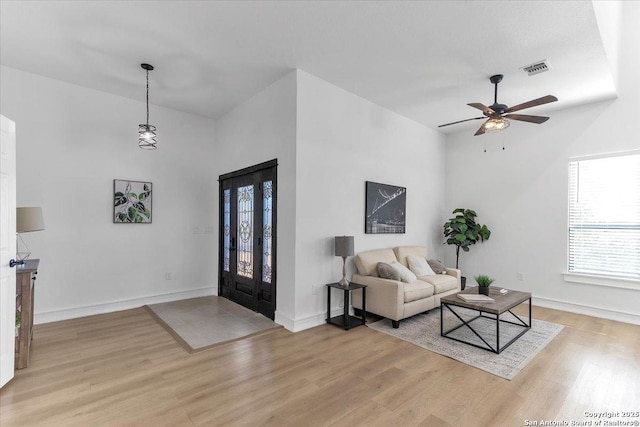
[568,153,640,279]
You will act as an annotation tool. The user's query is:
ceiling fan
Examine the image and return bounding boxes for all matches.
[438,74,558,136]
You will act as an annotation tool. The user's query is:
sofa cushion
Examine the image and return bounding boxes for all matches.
[407,255,436,276]
[403,280,435,303]
[355,248,397,276]
[393,246,428,267]
[427,259,447,274]
[418,274,458,293]
[390,261,417,283]
[377,262,402,281]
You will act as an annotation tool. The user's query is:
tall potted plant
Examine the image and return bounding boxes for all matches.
[443,208,491,289]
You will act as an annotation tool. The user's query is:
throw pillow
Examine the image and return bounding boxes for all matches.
[390,261,417,283]
[406,255,436,276]
[377,262,401,281]
[427,259,447,274]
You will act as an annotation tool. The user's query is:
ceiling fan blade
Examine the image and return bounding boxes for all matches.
[505,95,558,113]
[438,116,485,128]
[467,103,495,115]
[474,120,490,136]
[504,114,550,124]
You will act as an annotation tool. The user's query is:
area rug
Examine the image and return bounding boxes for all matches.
[145,296,282,353]
[367,307,563,380]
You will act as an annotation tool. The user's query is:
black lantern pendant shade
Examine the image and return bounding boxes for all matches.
[138,63,157,150]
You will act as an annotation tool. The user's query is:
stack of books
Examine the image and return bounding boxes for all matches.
[457,293,495,303]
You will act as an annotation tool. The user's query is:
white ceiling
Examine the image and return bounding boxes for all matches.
[0,1,617,134]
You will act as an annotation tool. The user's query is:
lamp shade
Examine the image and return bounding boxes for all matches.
[17,207,44,233]
[334,236,354,257]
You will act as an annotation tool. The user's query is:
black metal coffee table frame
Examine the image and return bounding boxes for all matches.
[440,293,531,354]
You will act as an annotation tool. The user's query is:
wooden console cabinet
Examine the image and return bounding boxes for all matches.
[15,259,39,370]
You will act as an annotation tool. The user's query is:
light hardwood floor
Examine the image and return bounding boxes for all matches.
[1,305,638,427]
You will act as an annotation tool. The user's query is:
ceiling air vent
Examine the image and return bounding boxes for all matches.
[521,60,551,76]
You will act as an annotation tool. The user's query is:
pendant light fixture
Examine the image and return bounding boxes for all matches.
[138,63,157,150]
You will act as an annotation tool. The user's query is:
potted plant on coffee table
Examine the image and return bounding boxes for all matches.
[443,208,491,290]
[475,275,495,296]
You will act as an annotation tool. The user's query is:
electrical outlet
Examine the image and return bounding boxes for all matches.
[192,227,201,234]
[204,226,214,234]
[311,284,317,295]
[517,272,524,281]
[165,272,172,280]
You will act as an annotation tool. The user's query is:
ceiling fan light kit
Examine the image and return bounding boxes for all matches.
[138,63,157,150]
[439,73,558,136]
[483,117,510,133]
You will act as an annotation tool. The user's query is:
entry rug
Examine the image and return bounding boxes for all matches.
[145,296,281,353]
[367,307,563,380]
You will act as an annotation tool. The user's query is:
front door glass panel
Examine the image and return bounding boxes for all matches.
[237,185,254,278]
[223,189,231,272]
[263,180,273,283]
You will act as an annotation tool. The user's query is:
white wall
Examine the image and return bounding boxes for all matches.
[0,66,217,322]
[443,1,640,324]
[294,70,446,331]
[214,71,298,328]
[0,65,445,332]
[178,69,446,332]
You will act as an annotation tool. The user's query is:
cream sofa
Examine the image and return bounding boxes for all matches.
[351,246,461,328]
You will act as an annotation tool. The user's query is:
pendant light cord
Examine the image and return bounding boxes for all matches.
[146,69,150,125]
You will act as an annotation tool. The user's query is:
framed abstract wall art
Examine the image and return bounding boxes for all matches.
[365,181,406,234]
[113,179,152,223]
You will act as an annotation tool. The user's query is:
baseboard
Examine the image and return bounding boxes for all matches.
[284,299,640,330]
[276,308,347,332]
[533,296,640,325]
[34,287,217,325]
[274,312,295,332]
[291,311,326,332]
[33,289,639,328]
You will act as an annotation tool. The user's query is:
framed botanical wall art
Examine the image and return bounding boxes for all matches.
[113,179,152,223]
[365,181,406,234]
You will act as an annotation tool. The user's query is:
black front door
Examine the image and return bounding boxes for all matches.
[219,160,276,320]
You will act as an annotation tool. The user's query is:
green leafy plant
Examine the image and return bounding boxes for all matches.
[443,208,491,269]
[474,274,495,288]
[114,182,151,223]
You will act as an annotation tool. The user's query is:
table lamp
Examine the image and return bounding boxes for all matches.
[335,236,354,287]
[16,206,45,261]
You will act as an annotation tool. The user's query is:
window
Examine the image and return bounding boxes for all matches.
[567,152,640,284]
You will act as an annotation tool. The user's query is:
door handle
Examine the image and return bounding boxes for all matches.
[9,259,25,268]
[230,237,236,251]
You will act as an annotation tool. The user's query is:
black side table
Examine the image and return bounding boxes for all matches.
[326,282,367,330]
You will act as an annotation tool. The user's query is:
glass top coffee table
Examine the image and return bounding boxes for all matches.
[440,287,532,354]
